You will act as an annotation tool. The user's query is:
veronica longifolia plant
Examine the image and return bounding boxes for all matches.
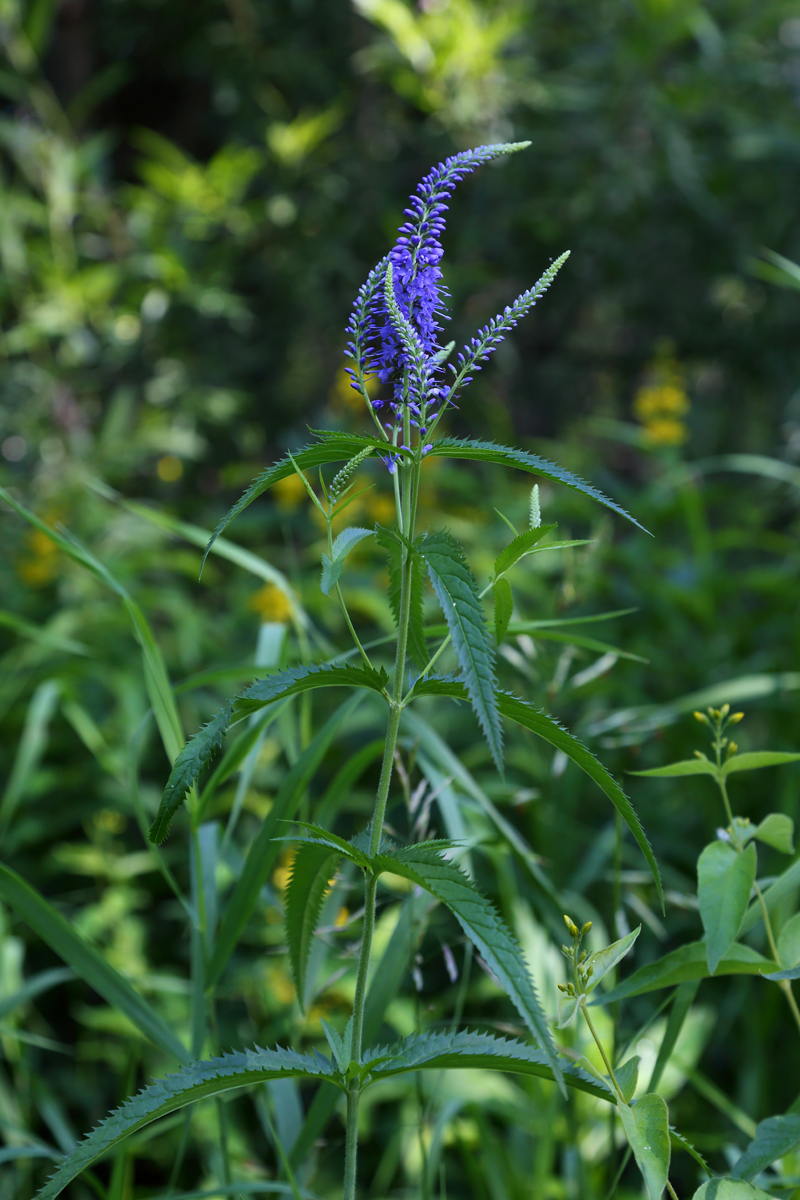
[36,142,684,1200]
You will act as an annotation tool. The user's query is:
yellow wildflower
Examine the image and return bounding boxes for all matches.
[248,583,293,623]
[273,472,308,509]
[330,365,380,413]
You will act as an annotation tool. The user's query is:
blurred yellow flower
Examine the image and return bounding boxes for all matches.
[248,583,293,622]
[330,365,380,413]
[157,454,183,482]
[633,349,690,447]
[273,472,308,508]
[16,523,60,587]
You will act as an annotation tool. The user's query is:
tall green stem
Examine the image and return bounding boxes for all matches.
[343,454,420,1200]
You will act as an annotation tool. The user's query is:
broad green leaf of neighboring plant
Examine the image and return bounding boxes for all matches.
[630,759,719,779]
[754,812,794,854]
[618,1093,671,1200]
[320,526,373,595]
[373,844,561,1089]
[363,1031,603,1100]
[494,577,514,644]
[556,993,580,1029]
[723,750,800,777]
[493,523,556,577]
[33,1047,338,1200]
[201,433,398,571]
[418,532,503,772]
[413,678,662,907]
[596,941,773,1005]
[778,913,800,970]
[374,526,429,669]
[698,841,757,974]
[732,1114,800,1182]
[577,1054,639,1103]
[285,843,342,1010]
[149,703,232,844]
[427,438,647,532]
[692,1180,775,1199]
[584,927,641,992]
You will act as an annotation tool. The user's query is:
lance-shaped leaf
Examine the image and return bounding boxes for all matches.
[372,844,561,1089]
[732,1114,800,1182]
[494,577,514,644]
[698,841,757,974]
[692,1180,775,1199]
[741,856,800,936]
[149,703,232,845]
[375,526,429,668]
[34,1046,338,1200]
[595,941,773,1005]
[412,678,662,907]
[630,759,720,779]
[233,662,388,719]
[285,843,343,1010]
[207,694,364,989]
[618,1094,671,1200]
[493,523,556,577]
[201,433,401,572]
[418,532,503,771]
[0,864,188,1065]
[427,438,647,532]
[320,526,373,595]
[723,750,800,776]
[364,1031,606,1099]
[584,927,641,992]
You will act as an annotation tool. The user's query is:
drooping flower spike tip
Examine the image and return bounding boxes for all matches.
[344,141,569,464]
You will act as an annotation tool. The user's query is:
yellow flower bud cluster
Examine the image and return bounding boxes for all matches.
[633,350,690,447]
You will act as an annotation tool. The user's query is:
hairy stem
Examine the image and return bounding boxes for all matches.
[344,451,421,1200]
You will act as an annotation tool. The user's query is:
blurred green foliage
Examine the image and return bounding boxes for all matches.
[2,0,800,1196]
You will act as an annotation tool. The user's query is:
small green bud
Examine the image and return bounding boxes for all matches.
[729,712,745,724]
[581,921,592,936]
[727,741,738,758]
[720,703,730,718]
[563,914,580,938]
[586,964,594,977]
[557,982,567,993]
[693,711,710,725]
[693,750,708,761]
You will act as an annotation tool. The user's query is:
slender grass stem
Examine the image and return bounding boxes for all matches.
[754,880,800,1036]
[580,999,622,1100]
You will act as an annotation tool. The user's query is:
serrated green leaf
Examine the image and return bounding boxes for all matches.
[618,1094,671,1200]
[630,759,719,779]
[233,662,388,719]
[363,1031,606,1100]
[200,434,395,571]
[670,1127,711,1176]
[595,941,773,1005]
[34,1046,337,1200]
[373,844,561,1089]
[494,577,513,644]
[723,751,800,776]
[285,843,342,1010]
[320,526,373,595]
[280,821,373,870]
[427,438,647,532]
[419,532,503,771]
[732,1114,800,1181]
[692,1179,775,1199]
[698,841,757,974]
[412,680,662,907]
[374,526,429,669]
[493,524,556,577]
[149,704,232,845]
[754,812,794,854]
[206,694,364,989]
[0,864,188,1065]
[585,927,641,992]
[527,628,649,663]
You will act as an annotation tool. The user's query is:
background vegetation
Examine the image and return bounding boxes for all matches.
[1,0,800,1196]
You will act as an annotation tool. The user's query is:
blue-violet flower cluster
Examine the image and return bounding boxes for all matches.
[344,141,569,470]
